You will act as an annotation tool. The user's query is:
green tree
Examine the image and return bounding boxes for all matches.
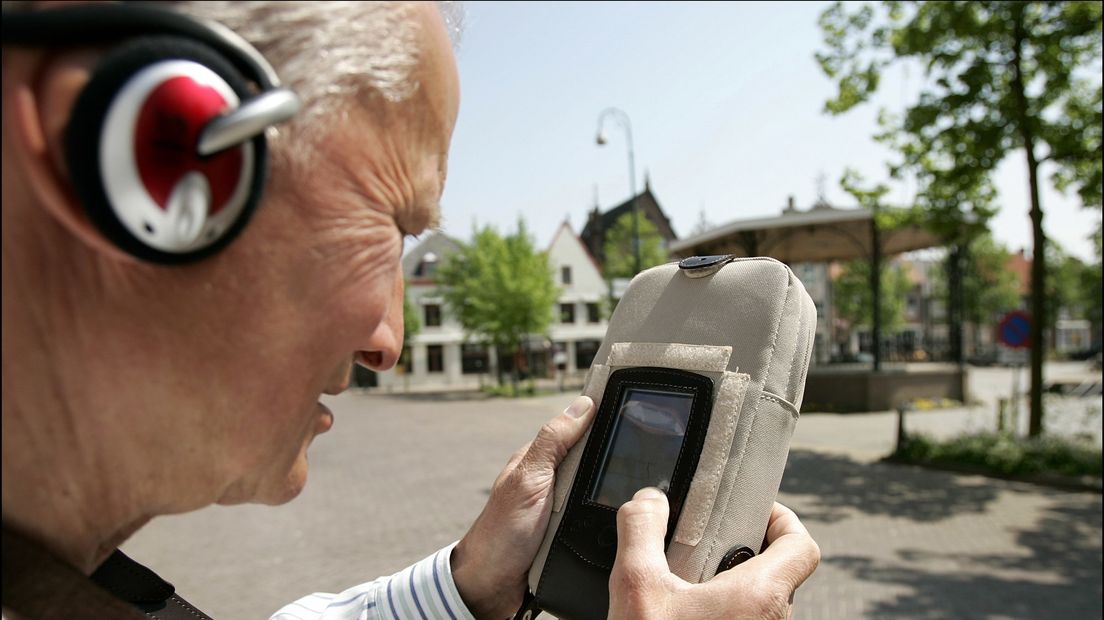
[435,219,558,395]
[817,0,1102,436]
[1083,229,1103,348]
[932,233,1023,351]
[1046,243,1093,332]
[833,259,912,335]
[603,211,668,279]
[962,235,1022,327]
[400,289,421,372]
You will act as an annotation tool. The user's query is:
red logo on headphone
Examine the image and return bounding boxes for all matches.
[134,77,243,214]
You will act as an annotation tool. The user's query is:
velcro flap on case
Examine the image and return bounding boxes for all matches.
[551,364,611,513]
[609,342,732,373]
[673,370,751,546]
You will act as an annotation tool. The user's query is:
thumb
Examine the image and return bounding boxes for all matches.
[612,487,671,582]
[517,395,594,476]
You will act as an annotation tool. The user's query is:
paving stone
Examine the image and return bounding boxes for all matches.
[122,382,1102,619]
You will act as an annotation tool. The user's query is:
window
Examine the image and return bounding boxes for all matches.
[414,252,439,278]
[461,343,489,374]
[587,303,601,323]
[561,266,572,285]
[427,345,444,373]
[424,304,442,327]
[575,339,601,370]
[560,303,576,324]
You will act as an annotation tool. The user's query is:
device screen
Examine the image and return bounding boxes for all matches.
[589,388,694,509]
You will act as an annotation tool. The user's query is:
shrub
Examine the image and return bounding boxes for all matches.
[894,431,1102,479]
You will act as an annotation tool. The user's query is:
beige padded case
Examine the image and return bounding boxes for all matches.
[529,257,816,590]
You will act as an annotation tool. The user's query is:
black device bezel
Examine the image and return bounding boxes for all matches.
[552,366,714,570]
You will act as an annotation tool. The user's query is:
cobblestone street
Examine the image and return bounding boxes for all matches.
[123,382,1102,619]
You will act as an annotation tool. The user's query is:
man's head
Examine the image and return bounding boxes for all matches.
[1,0,461,555]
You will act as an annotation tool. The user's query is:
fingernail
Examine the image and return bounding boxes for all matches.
[565,396,592,418]
[635,487,666,500]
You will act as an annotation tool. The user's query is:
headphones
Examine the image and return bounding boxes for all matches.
[2,4,300,264]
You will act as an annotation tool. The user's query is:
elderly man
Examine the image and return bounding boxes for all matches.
[1,2,818,619]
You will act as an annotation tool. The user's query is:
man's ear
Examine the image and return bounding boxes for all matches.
[4,48,139,264]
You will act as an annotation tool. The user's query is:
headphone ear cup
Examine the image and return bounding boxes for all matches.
[65,35,268,264]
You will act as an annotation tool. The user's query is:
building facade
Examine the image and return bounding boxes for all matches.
[371,224,610,391]
[580,175,677,270]
[546,222,610,378]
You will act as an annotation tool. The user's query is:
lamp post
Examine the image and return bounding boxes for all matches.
[596,107,640,275]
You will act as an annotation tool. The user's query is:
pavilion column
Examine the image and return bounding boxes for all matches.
[738,230,759,256]
[870,219,882,372]
[947,244,965,366]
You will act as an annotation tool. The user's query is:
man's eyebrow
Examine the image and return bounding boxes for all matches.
[426,201,442,229]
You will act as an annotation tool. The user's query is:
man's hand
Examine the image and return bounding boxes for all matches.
[610,490,820,620]
[452,396,594,620]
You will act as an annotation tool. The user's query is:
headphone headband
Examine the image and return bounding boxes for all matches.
[2,3,281,90]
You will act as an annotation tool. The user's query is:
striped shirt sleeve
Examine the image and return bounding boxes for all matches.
[269,542,476,620]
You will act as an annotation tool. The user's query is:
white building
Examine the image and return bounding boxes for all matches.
[372,223,609,391]
[546,221,609,378]
[374,232,484,392]
[790,262,833,365]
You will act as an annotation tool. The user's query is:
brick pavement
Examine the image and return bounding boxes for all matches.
[122,391,1102,619]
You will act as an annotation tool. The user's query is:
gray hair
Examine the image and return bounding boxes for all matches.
[173,1,462,140]
[1,1,463,165]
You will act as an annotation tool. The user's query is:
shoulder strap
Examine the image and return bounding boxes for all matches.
[92,550,214,620]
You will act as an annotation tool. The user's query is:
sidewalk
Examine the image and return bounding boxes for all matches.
[121,391,1102,619]
[781,448,1102,619]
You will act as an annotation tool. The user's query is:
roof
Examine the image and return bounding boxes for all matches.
[401,231,462,283]
[548,220,605,276]
[580,184,677,244]
[669,204,943,263]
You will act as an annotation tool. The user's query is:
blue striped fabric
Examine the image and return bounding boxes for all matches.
[269,542,475,620]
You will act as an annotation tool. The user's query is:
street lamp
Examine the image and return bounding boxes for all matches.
[596,107,640,275]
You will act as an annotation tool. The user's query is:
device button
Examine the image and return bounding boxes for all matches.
[678,254,734,270]
[598,525,617,548]
[678,254,735,278]
[716,546,755,573]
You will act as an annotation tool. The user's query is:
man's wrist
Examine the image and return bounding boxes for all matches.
[452,539,526,620]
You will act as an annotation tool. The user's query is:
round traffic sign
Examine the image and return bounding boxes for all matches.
[997,311,1031,349]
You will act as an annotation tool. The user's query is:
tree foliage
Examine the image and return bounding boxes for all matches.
[818,2,1101,213]
[931,233,1022,324]
[603,211,668,279]
[435,219,558,392]
[400,290,421,372]
[817,0,1102,436]
[833,259,912,332]
[402,290,421,342]
[962,235,1023,326]
[1045,242,1097,331]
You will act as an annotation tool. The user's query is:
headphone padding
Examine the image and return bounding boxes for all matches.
[65,35,269,264]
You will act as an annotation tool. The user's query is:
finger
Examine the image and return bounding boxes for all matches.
[516,395,594,477]
[727,503,819,592]
[493,442,531,487]
[612,487,671,580]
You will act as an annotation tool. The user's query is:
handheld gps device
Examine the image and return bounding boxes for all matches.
[520,256,817,620]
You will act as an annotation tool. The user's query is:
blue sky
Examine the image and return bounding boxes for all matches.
[437,1,1102,262]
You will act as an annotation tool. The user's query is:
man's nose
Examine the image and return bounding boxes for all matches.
[357,274,404,371]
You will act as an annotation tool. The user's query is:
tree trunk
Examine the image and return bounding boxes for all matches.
[1011,11,1046,437]
[511,347,521,397]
